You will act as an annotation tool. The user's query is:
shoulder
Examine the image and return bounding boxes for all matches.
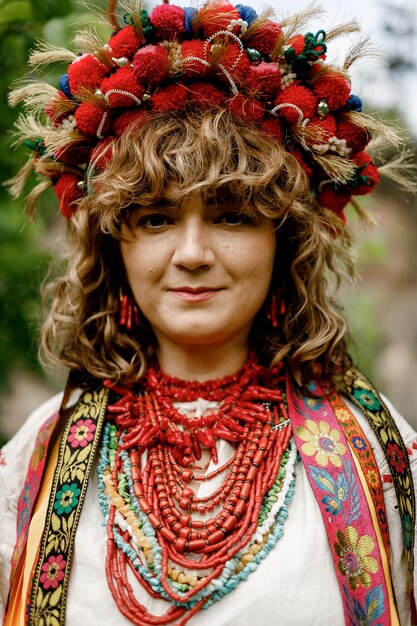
[0,389,83,501]
[0,393,63,488]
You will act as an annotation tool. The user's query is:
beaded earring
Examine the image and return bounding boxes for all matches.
[266,290,287,328]
[119,293,140,330]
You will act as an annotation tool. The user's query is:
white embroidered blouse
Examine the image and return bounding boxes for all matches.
[0,392,416,625]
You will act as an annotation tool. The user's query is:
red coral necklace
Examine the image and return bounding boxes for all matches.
[102,356,292,625]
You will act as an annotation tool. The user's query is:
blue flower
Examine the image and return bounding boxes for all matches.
[236,5,258,26]
[58,74,71,97]
[346,94,363,112]
[352,435,367,451]
[322,471,349,516]
[184,7,198,32]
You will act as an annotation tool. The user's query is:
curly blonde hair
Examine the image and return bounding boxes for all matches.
[41,107,358,387]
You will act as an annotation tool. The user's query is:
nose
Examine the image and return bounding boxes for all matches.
[171,214,215,271]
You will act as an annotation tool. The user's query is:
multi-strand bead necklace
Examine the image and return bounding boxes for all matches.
[98,357,296,625]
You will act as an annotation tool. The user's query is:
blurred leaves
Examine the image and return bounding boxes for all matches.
[0,0,85,398]
[0,2,33,25]
[381,1,417,74]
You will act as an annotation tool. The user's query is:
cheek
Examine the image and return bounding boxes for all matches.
[243,234,276,284]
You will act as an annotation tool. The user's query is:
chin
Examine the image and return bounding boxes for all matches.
[160,321,240,347]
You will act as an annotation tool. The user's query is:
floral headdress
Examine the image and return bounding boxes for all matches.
[9,0,391,221]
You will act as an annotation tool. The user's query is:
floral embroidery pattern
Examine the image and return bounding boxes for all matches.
[351,435,367,451]
[386,443,406,474]
[40,554,66,590]
[330,393,391,560]
[289,380,390,625]
[345,584,385,625]
[366,470,379,489]
[68,418,96,448]
[296,419,346,467]
[342,367,415,612]
[12,412,59,580]
[353,388,381,412]
[309,458,360,524]
[28,387,108,626]
[54,483,81,515]
[334,526,378,590]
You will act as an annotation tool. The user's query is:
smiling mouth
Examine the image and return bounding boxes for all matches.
[168,287,223,301]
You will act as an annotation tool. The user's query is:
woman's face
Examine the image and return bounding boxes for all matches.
[120,195,276,353]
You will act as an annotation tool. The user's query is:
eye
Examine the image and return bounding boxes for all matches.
[138,214,171,228]
[217,212,250,225]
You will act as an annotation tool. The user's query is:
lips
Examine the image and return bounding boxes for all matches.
[168,286,223,302]
[170,287,221,293]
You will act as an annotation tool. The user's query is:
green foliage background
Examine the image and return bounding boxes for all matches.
[0,0,94,446]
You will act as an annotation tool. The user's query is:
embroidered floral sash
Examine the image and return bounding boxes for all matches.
[330,393,391,559]
[25,387,109,626]
[8,411,60,596]
[343,366,416,618]
[287,377,393,625]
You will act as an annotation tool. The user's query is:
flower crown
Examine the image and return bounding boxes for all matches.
[10,0,381,221]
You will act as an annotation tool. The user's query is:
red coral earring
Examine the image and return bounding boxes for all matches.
[266,289,287,328]
[119,293,140,330]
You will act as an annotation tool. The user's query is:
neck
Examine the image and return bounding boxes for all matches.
[155,340,250,382]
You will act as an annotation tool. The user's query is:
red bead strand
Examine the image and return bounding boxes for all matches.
[103,357,292,624]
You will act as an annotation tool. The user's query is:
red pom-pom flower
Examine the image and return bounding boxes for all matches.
[187,82,226,107]
[198,3,241,38]
[336,120,370,153]
[112,109,148,136]
[133,44,170,84]
[211,42,250,84]
[350,151,380,195]
[108,26,141,59]
[229,94,264,123]
[54,173,84,218]
[152,83,189,111]
[261,118,284,142]
[181,40,209,79]
[100,67,145,107]
[287,34,305,56]
[319,185,352,214]
[275,84,317,124]
[68,54,108,93]
[150,4,186,40]
[246,21,283,56]
[247,62,282,98]
[74,102,109,137]
[313,73,351,111]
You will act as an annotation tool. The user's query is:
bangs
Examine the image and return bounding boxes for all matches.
[88,108,309,235]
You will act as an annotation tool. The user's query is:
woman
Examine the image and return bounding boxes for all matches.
[1,1,416,624]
